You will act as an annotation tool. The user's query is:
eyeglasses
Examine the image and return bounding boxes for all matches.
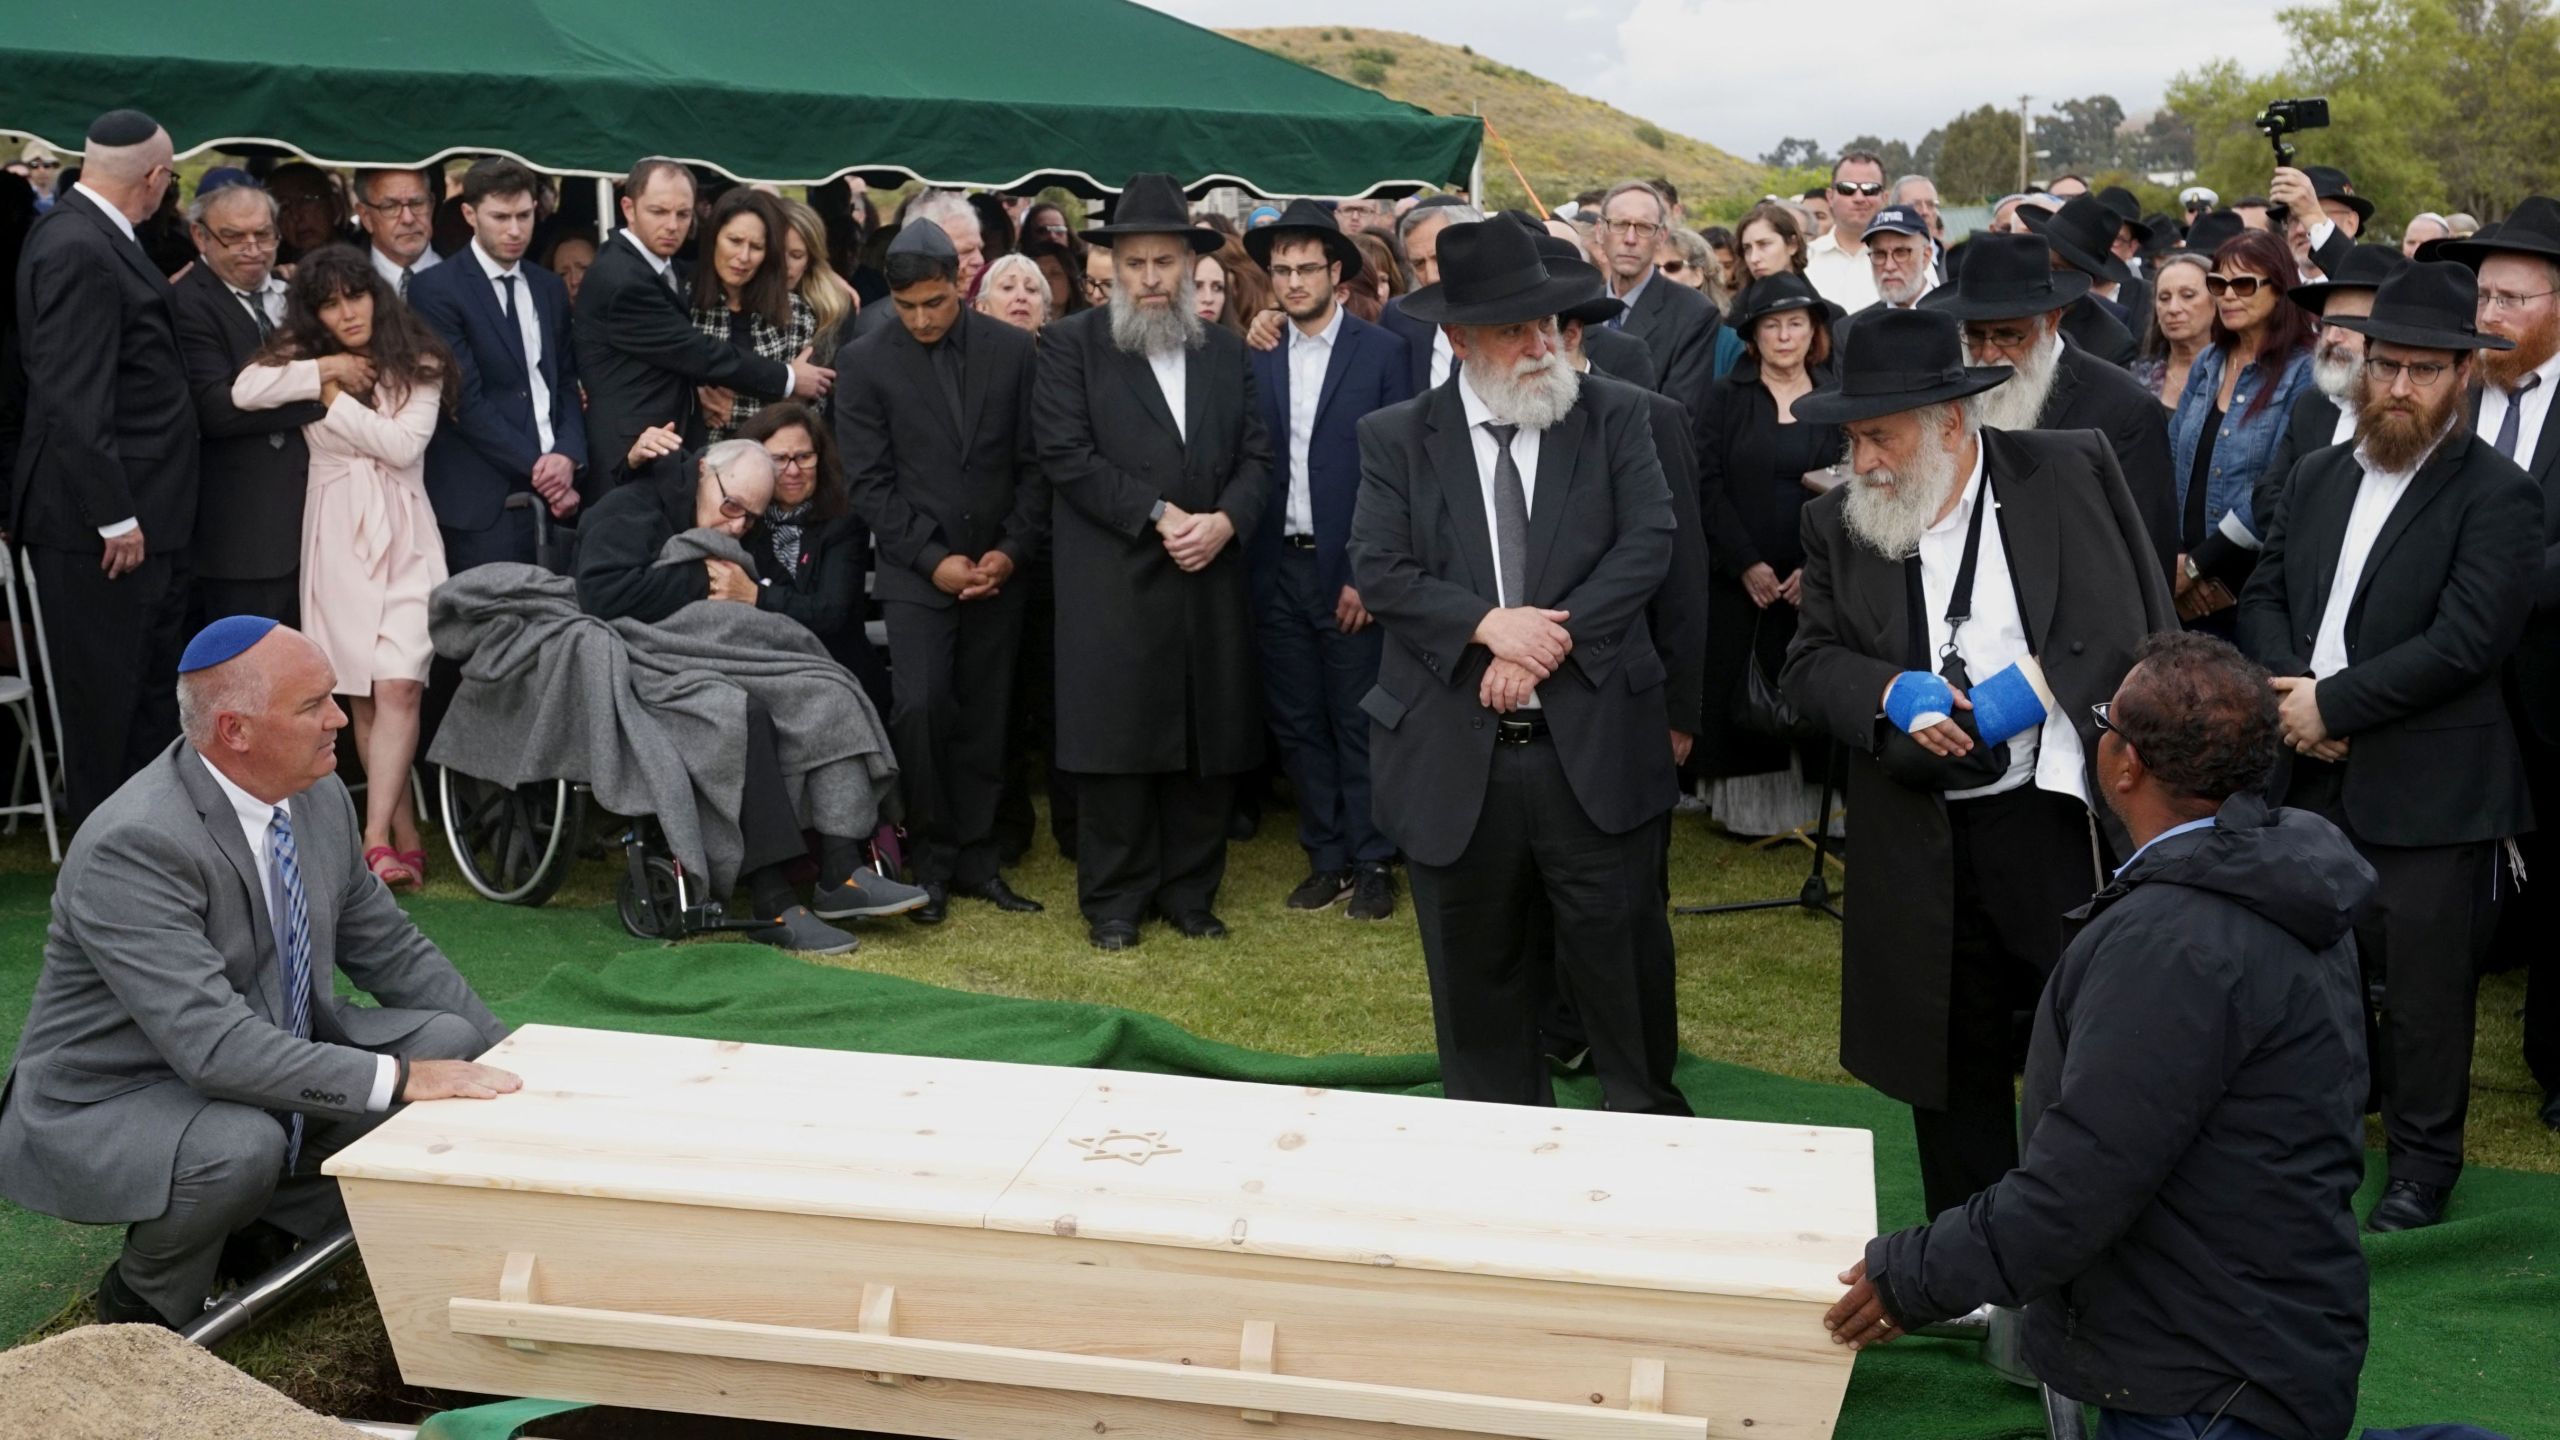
[767,448,817,473]
[2362,356,2458,389]
[1035,223,1069,238]
[1602,219,1660,239]
[1961,323,2042,352]
[2089,702,2136,742]
[1267,261,1335,282]
[362,198,432,218]
[2204,273,2271,298]
[2478,288,2556,313]
[1082,275,1114,299]
[709,466,764,520]
[25,159,57,172]
[204,225,279,252]
[1833,181,1885,197]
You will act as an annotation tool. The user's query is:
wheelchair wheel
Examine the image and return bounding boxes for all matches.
[617,854,685,939]
[438,768,584,907]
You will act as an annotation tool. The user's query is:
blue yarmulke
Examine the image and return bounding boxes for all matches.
[179,615,280,674]
[195,166,255,198]
[86,109,159,147]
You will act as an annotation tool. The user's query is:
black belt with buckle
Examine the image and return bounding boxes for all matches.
[1495,715,1550,745]
[1281,533,1318,550]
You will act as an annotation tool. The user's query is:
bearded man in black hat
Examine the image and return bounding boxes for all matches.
[2237,261,2543,1231]
[1347,218,1687,1115]
[2023,197,2143,367]
[1781,308,2173,1217]
[1031,173,1270,951]
[1928,233,2178,583]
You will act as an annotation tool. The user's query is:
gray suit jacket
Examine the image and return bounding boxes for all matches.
[0,741,506,1223]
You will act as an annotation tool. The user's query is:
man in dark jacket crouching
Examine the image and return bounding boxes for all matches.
[1826,630,2374,1440]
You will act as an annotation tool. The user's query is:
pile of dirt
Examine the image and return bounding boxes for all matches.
[0,1323,354,1439]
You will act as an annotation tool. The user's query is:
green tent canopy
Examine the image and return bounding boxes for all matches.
[0,0,1479,198]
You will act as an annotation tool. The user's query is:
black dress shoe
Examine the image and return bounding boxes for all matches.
[96,1260,182,1329]
[1159,908,1229,940]
[1346,863,1397,921]
[218,1220,300,1286]
[1286,870,1353,910]
[964,876,1044,913]
[1089,919,1141,951]
[2366,1178,2451,1233]
[910,884,950,925]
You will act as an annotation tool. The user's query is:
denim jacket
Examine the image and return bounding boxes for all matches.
[2168,343,2313,545]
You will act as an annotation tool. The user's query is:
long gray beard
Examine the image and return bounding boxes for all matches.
[1463,349,1581,431]
[1109,274,1206,358]
[1971,340,2059,434]
[1878,272,1932,308]
[1842,428,1962,560]
[2311,340,2362,401]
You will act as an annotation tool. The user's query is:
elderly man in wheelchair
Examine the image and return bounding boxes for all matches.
[426,436,924,955]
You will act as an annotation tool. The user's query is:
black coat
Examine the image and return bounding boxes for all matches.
[1348,378,1677,868]
[573,457,706,623]
[1868,793,2373,1440]
[2192,384,2354,585]
[1781,427,2176,1107]
[170,265,320,582]
[1617,273,1718,412]
[574,231,789,487]
[836,310,1046,609]
[408,250,590,526]
[2238,431,2541,847]
[1377,296,1442,397]
[1032,308,1270,775]
[1581,324,1658,391]
[1589,373,1708,735]
[748,508,887,708]
[2041,336,2179,583]
[9,188,200,551]
[2060,294,2137,369]
[2469,382,2560,747]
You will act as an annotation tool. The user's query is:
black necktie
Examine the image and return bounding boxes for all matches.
[398,266,412,301]
[931,338,966,432]
[236,289,273,341]
[497,272,520,328]
[1481,422,1529,606]
[2494,374,2541,459]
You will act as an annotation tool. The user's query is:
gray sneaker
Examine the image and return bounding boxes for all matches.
[746,905,860,955]
[812,867,932,919]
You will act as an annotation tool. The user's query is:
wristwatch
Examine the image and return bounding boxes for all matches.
[1149,499,1169,524]
[2181,555,2202,583]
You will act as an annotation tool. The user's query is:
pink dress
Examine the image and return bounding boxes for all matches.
[231,360,447,694]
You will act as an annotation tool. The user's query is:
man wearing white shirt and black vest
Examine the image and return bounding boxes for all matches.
[2238,262,2542,1232]
[1245,201,1414,922]
[1782,308,2174,1216]
[0,619,515,1329]
[1349,218,1687,1116]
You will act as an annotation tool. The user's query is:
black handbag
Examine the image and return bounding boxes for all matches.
[1731,609,1799,739]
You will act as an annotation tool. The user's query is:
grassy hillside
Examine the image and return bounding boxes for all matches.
[1227,27,1762,219]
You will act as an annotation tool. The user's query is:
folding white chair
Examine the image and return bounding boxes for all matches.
[0,545,63,863]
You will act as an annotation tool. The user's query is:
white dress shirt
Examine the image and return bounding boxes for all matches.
[1428,327,1454,388]
[369,241,440,296]
[617,228,680,288]
[1919,448,2087,803]
[2328,393,2358,447]
[1283,306,1343,535]
[74,183,143,540]
[1804,229,1882,311]
[1457,367,1545,708]
[2310,432,2443,679]
[2476,349,2560,473]
[230,274,286,331]
[197,754,397,1113]
[469,239,557,452]
[1148,346,1188,443]
[1608,264,1656,322]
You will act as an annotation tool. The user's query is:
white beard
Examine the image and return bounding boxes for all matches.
[1970,336,2059,434]
[1842,426,1963,560]
[1463,348,1581,431]
[1878,272,1931,307]
[1109,273,1205,358]
[2311,338,2362,401]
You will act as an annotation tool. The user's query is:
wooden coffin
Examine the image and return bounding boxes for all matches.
[327,1024,1875,1440]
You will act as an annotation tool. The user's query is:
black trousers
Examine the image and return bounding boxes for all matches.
[1408,736,1687,1116]
[439,511,538,574]
[1257,546,1391,872]
[2291,759,2501,1187]
[29,543,189,831]
[884,587,1026,889]
[1916,784,2096,1218]
[1072,770,1234,924]
[2499,727,2560,1101]
[736,697,812,886]
[189,572,298,631]
[994,550,1073,861]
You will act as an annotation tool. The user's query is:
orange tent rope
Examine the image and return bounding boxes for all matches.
[1477,115,1545,217]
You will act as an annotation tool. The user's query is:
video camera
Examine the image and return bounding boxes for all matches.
[2254,97,2330,166]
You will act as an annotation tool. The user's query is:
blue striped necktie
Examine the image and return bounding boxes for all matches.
[267,806,314,1169]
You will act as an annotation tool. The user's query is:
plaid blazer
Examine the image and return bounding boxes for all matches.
[690,293,818,439]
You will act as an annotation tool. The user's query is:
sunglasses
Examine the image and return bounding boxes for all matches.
[1833,181,1885,197]
[1659,260,1685,274]
[2205,273,2271,298]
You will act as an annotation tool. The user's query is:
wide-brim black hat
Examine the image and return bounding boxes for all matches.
[1400,217,1601,326]
[1088,172,1224,254]
[2440,194,2560,266]
[2326,260,2514,351]
[2288,244,2411,314]
[2022,197,2133,286]
[2095,186,2157,248]
[1520,230,1621,325]
[1794,308,2012,425]
[1242,197,1363,281]
[1919,233,2092,321]
[2179,209,2247,257]
[2303,166,2376,224]
[1725,272,1829,332]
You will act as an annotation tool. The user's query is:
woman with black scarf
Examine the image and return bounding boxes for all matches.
[738,402,889,714]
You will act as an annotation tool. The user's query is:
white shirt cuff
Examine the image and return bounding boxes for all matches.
[97,518,138,539]
[2309,219,2336,251]
[2217,508,2262,552]
[367,1053,399,1112]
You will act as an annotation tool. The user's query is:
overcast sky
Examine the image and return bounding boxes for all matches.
[1137,0,2293,159]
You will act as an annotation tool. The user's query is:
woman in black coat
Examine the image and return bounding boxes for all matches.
[738,402,891,716]
[1694,274,1842,828]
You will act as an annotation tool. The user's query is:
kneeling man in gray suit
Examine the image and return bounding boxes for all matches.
[0,616,520,1328]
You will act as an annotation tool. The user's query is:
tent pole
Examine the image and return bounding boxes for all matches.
[597,176,614,236]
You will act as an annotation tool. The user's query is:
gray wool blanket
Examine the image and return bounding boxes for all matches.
[425,532,898,894]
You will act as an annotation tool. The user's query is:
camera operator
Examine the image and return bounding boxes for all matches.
[2270,164,2370,282]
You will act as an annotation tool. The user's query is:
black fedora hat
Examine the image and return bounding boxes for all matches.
[1089,172,1223,254]
[1724,272,1828,332]
[1794,308,2012,426]
[2095,186,2157,248]
[1918,233,2092,321]
[1520,228,1620,326]
[1243,197,1363,281]
[2440,194,2560,266]
[2326,261,2514,351]
[2288,244,2411,315]
[1400,218,1602,326]
[2021,196,2133,285]
[2178,209,2248,257]
[2302,165,2376,224]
